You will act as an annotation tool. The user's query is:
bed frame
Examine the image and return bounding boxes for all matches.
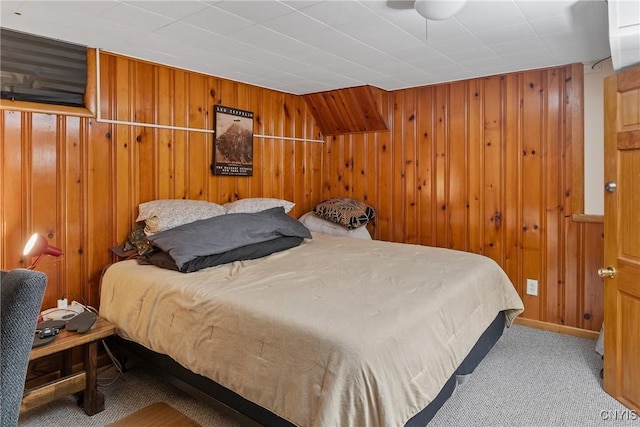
[111,311,506,426]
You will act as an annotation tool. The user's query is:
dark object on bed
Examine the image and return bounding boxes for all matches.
[138,236,304,273]
[113,311,506,427]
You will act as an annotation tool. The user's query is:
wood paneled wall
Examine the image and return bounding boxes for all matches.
[302,86,389,135]
[0,52,604,332]
[321,65,605,331]
[0,50,323,309]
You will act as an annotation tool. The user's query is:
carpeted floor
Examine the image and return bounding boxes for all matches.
[428,325,637,427]
[19,363,242,427]
[19,325,638,427]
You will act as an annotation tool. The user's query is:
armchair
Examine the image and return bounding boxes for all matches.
[1,269,47,427]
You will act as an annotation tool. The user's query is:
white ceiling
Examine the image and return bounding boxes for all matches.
[0,0,613,95]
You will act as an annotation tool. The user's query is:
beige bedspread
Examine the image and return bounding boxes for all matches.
[99,233,524,427]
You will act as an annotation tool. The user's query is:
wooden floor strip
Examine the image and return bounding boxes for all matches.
[107,402,201,427]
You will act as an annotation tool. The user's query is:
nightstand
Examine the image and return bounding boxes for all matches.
[21,317,116,415]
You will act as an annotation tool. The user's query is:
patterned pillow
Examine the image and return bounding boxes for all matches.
[224,198,294,214]
[136,199,227,235]
[312,198,375,230]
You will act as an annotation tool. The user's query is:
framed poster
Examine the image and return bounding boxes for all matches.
[211,105,254,176]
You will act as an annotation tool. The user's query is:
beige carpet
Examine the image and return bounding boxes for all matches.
[18,365,242,427]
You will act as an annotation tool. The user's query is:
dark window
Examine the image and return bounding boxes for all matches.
[1,28,87,107]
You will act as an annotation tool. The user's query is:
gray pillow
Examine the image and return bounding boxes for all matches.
[148,207,311,270]
[139,236,304,273]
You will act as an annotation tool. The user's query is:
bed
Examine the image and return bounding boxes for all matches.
[99,205,524,426]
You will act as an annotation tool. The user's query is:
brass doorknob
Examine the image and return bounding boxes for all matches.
[597,266,616,279]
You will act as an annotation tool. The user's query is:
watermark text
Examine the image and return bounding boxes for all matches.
[599,409,638,421]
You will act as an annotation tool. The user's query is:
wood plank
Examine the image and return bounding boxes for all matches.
[570,63,585,214]
[302,86,388,135]
[543,67,563,325]
[514,317,599,340]
[187,72,208,200]
[483,76,503,263]
[403,89,417,244]
[61,116,83,303]
[564,217,580,327]
[0,100,93,117]
[416,86,434,246]
[582,222,605,331]
[248,86,264,201]
[1,111,25,268]
[173,69,188,199]
[107,402,201,427]
[135,61,156,204]
[114,56,135,243]
[503,73,523,297]
[377,128,393,240]
[236,83,252,201]
[391,90,406,242]
[448,81,467,251]
[572,214,604,223]
[520,70,543,320]
[365,132,378,238]
[31,112,61,309]
[21,372,86,413]
[155,66,174,200]
[29,318,116,360]
[353,133,367,217]
[434,85,448,248]
[343,134,354,198]
[467,80,483,255]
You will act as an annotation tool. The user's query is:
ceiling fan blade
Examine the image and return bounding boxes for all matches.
[385,0,416,10]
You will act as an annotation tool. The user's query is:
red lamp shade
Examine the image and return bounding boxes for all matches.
[22,233,63,270]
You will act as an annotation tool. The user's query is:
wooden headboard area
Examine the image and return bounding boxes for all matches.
[0,49,603,334]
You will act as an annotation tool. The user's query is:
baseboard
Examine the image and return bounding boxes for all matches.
[514,317,599,340]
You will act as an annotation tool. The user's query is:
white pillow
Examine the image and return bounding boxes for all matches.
[298,212,372,240]
[224,198,294,214]
[136,199,227,235]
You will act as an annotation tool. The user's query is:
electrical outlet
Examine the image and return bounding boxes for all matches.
[526,279,538,296]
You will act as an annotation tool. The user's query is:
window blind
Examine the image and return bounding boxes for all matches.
[1,28,87,107]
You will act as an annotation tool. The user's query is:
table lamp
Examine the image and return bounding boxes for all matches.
[22,233,63,270]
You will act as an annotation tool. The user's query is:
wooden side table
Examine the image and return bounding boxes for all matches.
[21,317,116,415]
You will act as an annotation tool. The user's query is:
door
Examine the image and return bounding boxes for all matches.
[602,66,640,412]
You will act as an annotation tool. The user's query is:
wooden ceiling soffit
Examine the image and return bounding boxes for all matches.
[302,85,389,136]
